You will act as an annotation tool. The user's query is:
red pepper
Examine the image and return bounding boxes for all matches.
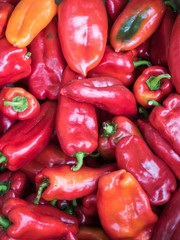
[116,135,177,205]
[56,66,98,171]
[57,0,108,76]
[98,116,142,161]
[79,192,98,217]
[110,0,166,51]
[150,5,176,66]
[76,226,110,240]
[0,0,20,6]
[0,100,57,171]
[168,13,180,93]
[105,0,128,22]
[0,2,14,39]
[133,66,173,108]
[149,93,180,156]
[96,169,158,239]
[0,198,79,239]
[137,119,180,180]
[34,164,116,203]
[0,111,16,136]
[0,38,31,86]
[135,37,152,61]
[60,76,137,116]
[0,86,40,120]
[0,170,29,208]
[28,18,66,100]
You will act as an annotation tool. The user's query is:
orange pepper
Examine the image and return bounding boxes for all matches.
[5,0,57,48]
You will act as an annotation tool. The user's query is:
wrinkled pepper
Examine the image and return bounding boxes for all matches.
[0,198,79,239]
[98,116,142,161]
[96,169,158,239]
[149,93,180,156]
[76,226,110,240]
[0,100,57,171]
[5,0,57,48]
[57,0,108,76]
[28,18,66,100]
[0,86,40,120]
[116,135,177,205]
[110,0,166,51]
[60,76,137,116]
[0,2,14,39]
[0,111,16,136]
[56,66,98,171]
[137,119,180,180]
[105,0,128,22]
[0,37,31,86]
[34,164,116,203]
[133,66,173,108]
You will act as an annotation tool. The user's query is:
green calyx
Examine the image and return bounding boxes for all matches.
[133,60,152,68]
[164,1,177,12]
[71,151,88,171]
[4,95,28,112]
[0,153,7,166]
[146,74,171,90]
[0,215,11,231]
[101,121,117,137]
[33,177,50,205]
[148,99,161,107]
[0,181,10,196]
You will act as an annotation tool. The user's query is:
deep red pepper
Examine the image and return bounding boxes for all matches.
[0,0,20,6]
[0,2,14,39]
[0,86,40,120]
[76,226,110,240]
[0,100,57,171]
[135,37,152,61]
[60,76,137,116]
[168,13,180,93]
[133,66,173,108]
[28,18,66,100]
[105,0,128,22]
[0,38,31,86]
[116,135,177,205]
[137,119,180,180]
[56,66,98,171]
[80,192,98,217]
[0,198,79,239]
[0,111,16,136]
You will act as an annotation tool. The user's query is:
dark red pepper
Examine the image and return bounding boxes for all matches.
[105,0,128,22]
[0,111,16,136]
[76,226,110,240]
[0,2,14,39]
[135,37,152,61]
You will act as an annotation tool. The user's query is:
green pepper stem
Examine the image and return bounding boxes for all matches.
[72,199,78,207]
[164,1,177,12]
[0,216,11,230]
[71,152,87,171]
[0,153,7,165]
[133,60,152,68]
[25,51,31,59]
[4,95,28,113]
[148,99,161,107]
[49,199,58,207]
[89,152,100,158]
[101,121,117,137]
[34,178,50,205]
[4,100,24,107]
[146,74,171,90]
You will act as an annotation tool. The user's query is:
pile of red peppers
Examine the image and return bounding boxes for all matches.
[0,0,179,239]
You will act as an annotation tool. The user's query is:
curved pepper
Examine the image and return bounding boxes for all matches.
[110,0,166,51]
[0,86,40,120]
[60,76,137,116]
[116,135,177,205]
[57,0,108,76]
[97,116,142,161]
[0,2,14,39]
[5,0,57,48]
[96,169,158,239]
[105,0,128,22]
[28,18,66,100]
[133,66,173,108]
[0,100,57,171]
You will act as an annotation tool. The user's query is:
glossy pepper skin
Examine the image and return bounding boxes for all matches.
[0,170,29,208]
[98,116,142,161]
[116,135,177,205]
[28,18,66,100]
[60,76,137,116]
[0,2,14,39]
[137,119,180,180]
[133,66,173,108]
[168,14,180,93]
[5,0,57,48]
[0,198,79,239]
[58,0,108,76]
[0,111,16,136]
[0,38,31,86]
[149,93,180,156]
[0,100,57,171]
[135,37,152,61]
[0,86,40,120]
[34,164,116,202]
[152,187,180,240]
[150,6,176,66]
[105,0,128,22]
[76,226,110,240]
[56,66,98,171]
[110,0,166,51]
[97,169,158,240]
[0,0,20,6]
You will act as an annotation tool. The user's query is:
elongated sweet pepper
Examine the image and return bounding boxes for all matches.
[116,135,177,205]
[60,76,137,116]
[0,37,31,86]
[149,93,180,157]
[28,18,66,100]
[0,86,40,120]
[110,0,166,51]
[98,116,142,161]
[0,2,14,39]
[56,66,98,171]
[0,100,57,171]
[0,198,79,239]
[5,0,57,48]
[106,0,128,22]
[34,164,116,203]
[57,0,108,76]
[97,169,158,239]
